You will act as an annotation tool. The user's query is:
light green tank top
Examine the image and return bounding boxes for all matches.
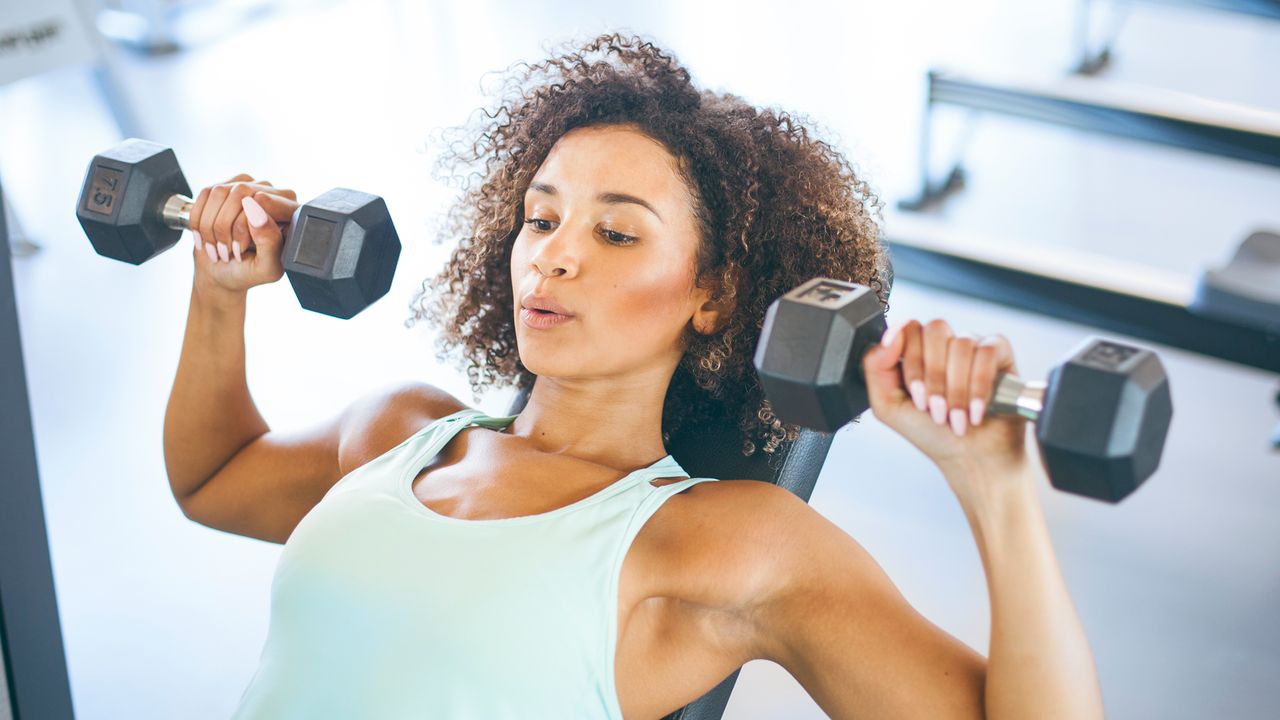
[231,408,719,719]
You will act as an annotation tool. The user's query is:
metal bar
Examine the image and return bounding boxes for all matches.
[2,190,41,257]
[70,0,146,138]
[1147,0,1280,20]
[883,231,1280,374]
[927,70,1280,169]
[1074,0,1120,76]
[896,96,970,210]
[0,181,76,718]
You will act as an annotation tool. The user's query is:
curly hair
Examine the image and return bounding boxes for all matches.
[406,32,892,459]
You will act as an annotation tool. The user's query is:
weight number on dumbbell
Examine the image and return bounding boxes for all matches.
[75,138,403,319]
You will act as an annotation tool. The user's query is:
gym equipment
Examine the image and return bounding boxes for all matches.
[899,70,1280,210]
[882,219,1280,374]
[76,138,401,319]
[1191,230,1280,332]
[0,178,75,719]
[1074,0,1280,76]
[880,221,1276,448]
[753,277,1174,503]
[1189,230,1280,449]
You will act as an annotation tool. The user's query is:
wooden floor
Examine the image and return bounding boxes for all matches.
[2,0,1278,717]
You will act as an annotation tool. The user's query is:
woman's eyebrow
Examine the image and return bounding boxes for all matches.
[528,182,663,223]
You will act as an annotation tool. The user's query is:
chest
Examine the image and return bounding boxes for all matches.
[404,430,757,719]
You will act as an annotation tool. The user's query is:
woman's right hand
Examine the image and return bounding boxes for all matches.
[189,174,300,300]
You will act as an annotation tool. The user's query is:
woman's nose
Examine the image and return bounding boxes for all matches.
[530,225,582,277]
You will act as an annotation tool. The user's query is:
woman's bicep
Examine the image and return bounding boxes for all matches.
[178,380,461,544]
[749,494,987,719]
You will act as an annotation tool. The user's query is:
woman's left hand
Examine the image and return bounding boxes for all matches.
[861,318,1031,482]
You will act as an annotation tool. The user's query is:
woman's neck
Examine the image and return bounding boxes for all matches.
[507,371,671,472]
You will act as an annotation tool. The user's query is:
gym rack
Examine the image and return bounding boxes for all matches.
[899,70,1280,210]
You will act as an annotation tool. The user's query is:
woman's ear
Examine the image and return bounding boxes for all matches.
[691,293,731,335]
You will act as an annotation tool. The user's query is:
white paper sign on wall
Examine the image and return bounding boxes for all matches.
[0,0,95,88]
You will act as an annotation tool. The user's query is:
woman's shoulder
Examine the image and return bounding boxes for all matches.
[646,478,805,609]
[635,477,819,664]
[337,380,470,474]
[387,380,472,422]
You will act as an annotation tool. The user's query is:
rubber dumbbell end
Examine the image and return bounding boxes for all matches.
[282,188,402,319]
[1036,337,1173,503]
[754,278,887,432]
[76,138,192,265]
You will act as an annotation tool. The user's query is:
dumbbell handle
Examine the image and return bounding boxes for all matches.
[159,193,195,230]
[882,345,1046,422]
[159,192,292,232]
[159,193,280,232]
[989,373,1046,422]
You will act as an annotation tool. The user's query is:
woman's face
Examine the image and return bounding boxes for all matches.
[510,123,713,383]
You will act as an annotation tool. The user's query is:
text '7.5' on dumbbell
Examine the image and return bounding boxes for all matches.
[76,138,401,319]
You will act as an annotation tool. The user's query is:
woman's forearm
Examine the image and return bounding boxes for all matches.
[946,459,1105,720]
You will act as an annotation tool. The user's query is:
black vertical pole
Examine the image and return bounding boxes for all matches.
[0,178,76,719]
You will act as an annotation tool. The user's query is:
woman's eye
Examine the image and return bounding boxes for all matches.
[522,217,634,245]
[601,229,637,245]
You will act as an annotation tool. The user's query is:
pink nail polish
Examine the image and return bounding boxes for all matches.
[909,380,927,412]
[880,323,900,348]
[970,399,986,426]
[205,244,217,263]
[949,408,967,437]
[928,395,947,425]
[217,243,229,262]
[241,196,271,228]
[193,231,203,251]
[232,240,242,262]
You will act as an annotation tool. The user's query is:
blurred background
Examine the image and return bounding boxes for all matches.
[1,0,1278,717]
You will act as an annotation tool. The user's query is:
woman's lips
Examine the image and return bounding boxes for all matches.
[520,307,574,329]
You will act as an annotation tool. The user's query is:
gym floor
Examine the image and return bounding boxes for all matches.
[2,0,1278,717]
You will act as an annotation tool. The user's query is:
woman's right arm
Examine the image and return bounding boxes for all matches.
[161,177,446,544]
[162,281,356,546]
[163,284,270,513]
[162,176,317,543]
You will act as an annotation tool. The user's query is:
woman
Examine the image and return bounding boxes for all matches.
[165,34,1104,719]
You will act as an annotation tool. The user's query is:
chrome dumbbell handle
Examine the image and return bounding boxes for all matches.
[160,193,194,230]
[989,374,1047,422]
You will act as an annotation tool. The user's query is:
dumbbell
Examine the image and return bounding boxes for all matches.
[75,138,401,319]
[752,277,1174,503]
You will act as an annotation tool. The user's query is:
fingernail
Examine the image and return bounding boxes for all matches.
[205,243,218,263]
[928,395,947,425]
[949,408,968,437]
[241,196,270,228]
[880,323,900,348]
[232,240,242,262]
[970,399,986,426]
[909,380,927,412]
[193,230,203,251]
[217,243,229,262]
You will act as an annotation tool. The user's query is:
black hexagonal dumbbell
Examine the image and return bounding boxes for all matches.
[753,277,1175,503]
[76,138,401,319]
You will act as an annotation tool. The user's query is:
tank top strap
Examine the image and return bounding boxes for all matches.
[394,408,515,464]
[622,468,719,535]
[462,410,519,431]
[413,407,516,445]
[427,410,699,502]
[650,475,714,494]
[327,408,511,498]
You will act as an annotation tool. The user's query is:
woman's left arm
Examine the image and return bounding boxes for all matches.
[745,318,1105,718]
[943,456,1104,720]
[863,318,1105,719]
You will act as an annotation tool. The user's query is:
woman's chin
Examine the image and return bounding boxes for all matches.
[517,354,577,380]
